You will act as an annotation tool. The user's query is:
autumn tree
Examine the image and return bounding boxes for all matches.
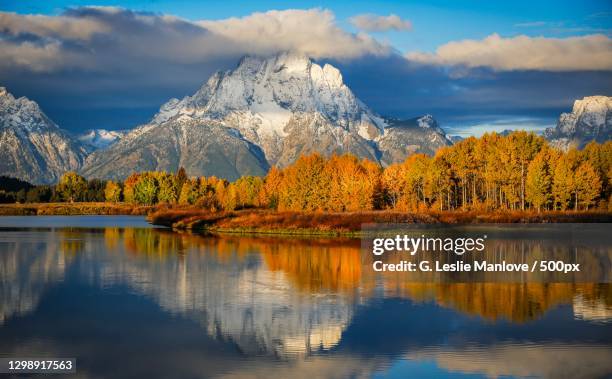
[157,173,179,204]
[574,162,602,210]
[133,173,158,205]
[104,181,122,203]
[526,150,552,211]
[261,166,283,209]
[56,172,87,202]
[233,176,264,209]
[552,154,576,210]
[123,173,140,204]
[178,178,199,205]
[277,154,330,211]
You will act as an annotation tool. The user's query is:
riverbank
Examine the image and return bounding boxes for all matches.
[147,209,612,236]
[0,202,156,216]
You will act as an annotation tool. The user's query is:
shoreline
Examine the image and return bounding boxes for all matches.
[2,204,611,236]
[146,208,612,236]
[0,202,156,216]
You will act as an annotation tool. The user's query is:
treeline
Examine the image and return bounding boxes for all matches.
[0,175,107,204]
[2,132,611,212]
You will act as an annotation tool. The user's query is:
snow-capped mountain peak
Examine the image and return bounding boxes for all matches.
[77,129,126,150]
[81,53,452,180]
[545,95,611,149]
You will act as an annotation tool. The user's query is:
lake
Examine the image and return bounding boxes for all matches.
[0,216,610,379]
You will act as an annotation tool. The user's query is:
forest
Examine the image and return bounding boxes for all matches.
[1,131,611,213]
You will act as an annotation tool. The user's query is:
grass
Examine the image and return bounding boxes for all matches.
[147,208,612,236]
[0,202,157,216]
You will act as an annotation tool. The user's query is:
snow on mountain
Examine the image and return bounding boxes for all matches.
[77,129,126,150]
[83,53,450,181]
[0,87,87,184]
[545,96,612,149]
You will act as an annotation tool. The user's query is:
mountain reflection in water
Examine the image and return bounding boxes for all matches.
[0,219,610,379]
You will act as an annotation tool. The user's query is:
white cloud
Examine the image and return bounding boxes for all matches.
[199,9,391,59]
[0,7,392,74]
[407,33,612,71]
[0,12,110,40]
[349,13,412,32]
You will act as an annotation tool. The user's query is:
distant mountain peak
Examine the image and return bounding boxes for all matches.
[545,95,611,149]
[0,87,86,184]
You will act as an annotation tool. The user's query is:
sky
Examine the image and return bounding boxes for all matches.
[0,0,611,135]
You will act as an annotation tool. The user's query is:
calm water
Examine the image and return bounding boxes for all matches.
[0,216,610,379]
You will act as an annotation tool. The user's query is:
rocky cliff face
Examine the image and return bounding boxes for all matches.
[544,96,611,149]
[0,87,87,184]
[83,53,451,180]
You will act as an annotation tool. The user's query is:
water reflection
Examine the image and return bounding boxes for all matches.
[0,221,610,379]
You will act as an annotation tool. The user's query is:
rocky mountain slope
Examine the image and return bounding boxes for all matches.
[0,87,87,184]
[83,53,451,180]
[80,120,269,181]
[378,115,453,165]
[544,96,611,149]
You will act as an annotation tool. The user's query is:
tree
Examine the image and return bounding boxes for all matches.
[526,150,552,211]
[85,178,106,202]
[223,184,238,211]
[509,132,544,210]
[574,162,601,210]
[26,186,52,203]
[381,162,406,209]
[104,181,122,203]
[277,154,330,211]
[233,176,264,209]
[133,174,158,205]
[552,155,575,210]
[56,172,87,202]
[261,166,283,209]
[157,173,179,204]
[123,173,140,204]
[178,178,199,205]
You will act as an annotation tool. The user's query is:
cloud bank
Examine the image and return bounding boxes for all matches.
[407,33,612,71]
[349,14,412,32]
[0,7,391,74]
[0,6,610,133]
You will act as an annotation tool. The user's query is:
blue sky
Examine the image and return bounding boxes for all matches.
[1,1,611,134]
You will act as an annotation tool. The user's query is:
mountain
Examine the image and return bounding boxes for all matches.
[80,120,270,181]
[377,115,453,165]
[78,129,126,150]
[0,87,87,184]
[544,96,611,149]
[83,53,450,181]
